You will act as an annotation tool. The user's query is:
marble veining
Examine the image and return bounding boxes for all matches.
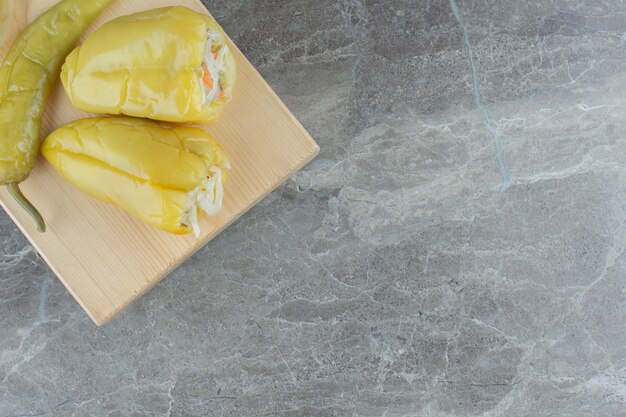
[448,0,510,189]
[1,0,626,416]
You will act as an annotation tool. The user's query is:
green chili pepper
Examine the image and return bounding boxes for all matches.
[0,0,113,232]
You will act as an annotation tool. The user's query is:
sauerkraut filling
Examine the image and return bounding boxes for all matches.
[182,163,230,237]
[201,29,229,105]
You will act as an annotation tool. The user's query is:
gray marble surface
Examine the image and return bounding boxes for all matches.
[1,0,626,415]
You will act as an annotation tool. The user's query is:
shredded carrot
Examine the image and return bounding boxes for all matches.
[219,90,226,100]
[213,51,219,60]
[201,63,214,89]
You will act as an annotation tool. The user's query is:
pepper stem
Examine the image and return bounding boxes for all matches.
[6,183,46,232]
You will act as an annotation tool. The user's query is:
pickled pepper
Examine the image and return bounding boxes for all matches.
[42,117,230,236]
[61,7,237,124]
[0,0,113,231]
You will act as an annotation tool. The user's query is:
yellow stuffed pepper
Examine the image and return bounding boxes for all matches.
[41,117,230,236]
[61,7,236,124]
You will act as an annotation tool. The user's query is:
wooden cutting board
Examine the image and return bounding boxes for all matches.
[0,0,319,325]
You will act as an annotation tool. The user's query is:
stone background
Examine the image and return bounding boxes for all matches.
[1,0,625,416]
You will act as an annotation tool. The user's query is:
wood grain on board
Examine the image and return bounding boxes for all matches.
[0,0,319,325]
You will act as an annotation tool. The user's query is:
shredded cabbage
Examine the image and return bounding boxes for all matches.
[184,166,225,237]
[202,29,229,105]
